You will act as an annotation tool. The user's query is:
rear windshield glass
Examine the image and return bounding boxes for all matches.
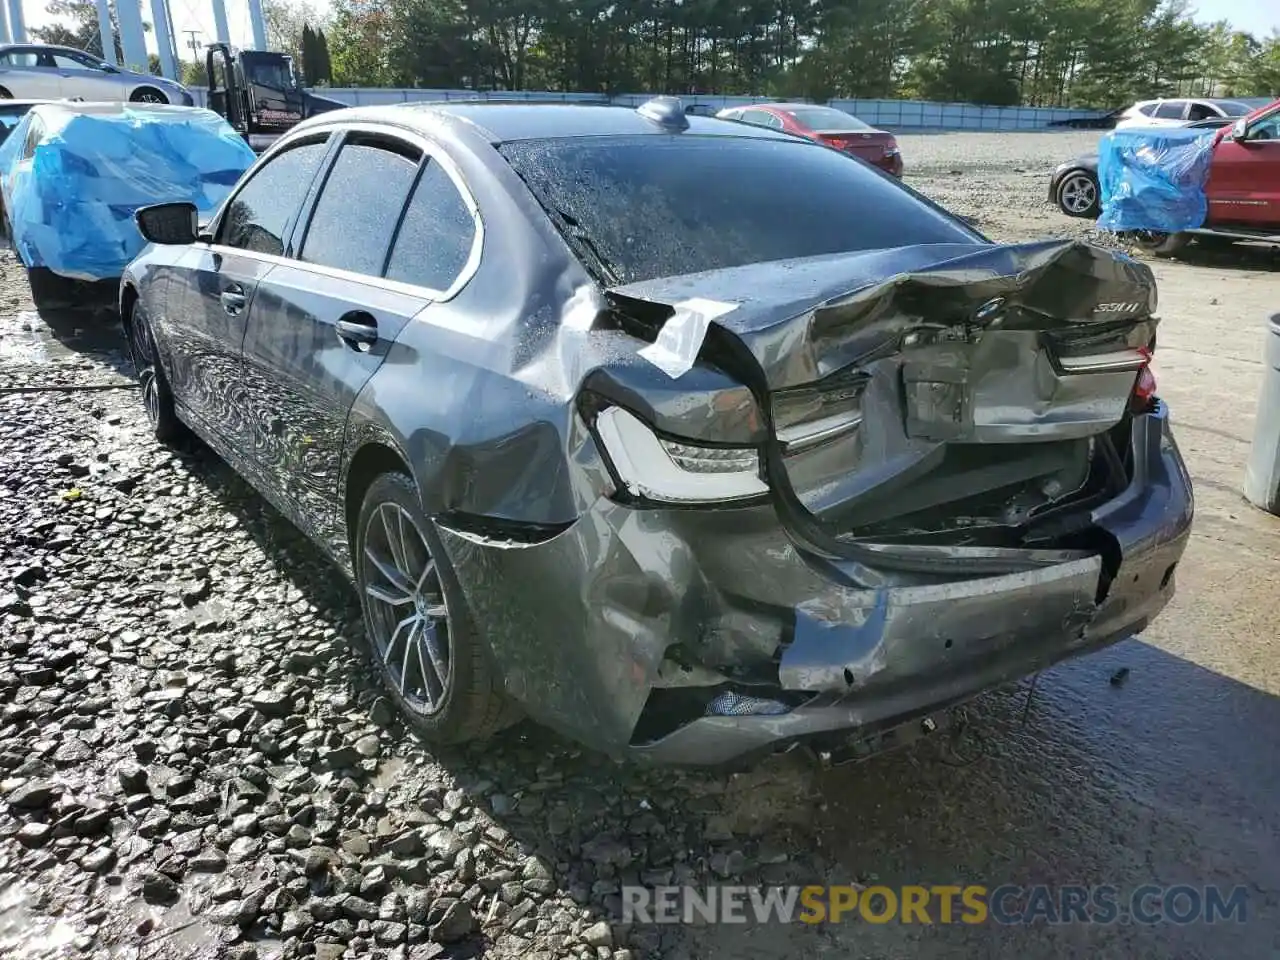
[783,106,871,130]
[499,135,980,285]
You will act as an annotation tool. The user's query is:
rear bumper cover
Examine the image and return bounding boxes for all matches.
[878,154,904,177]
[437,403,1192,765]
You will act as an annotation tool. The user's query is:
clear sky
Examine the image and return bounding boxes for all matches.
[18,0,303,59]
[1194,0,1280,38]
[15,0,1280,69]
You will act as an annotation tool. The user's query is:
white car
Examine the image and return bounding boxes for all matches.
[1115,97,1254,128]
[0,44,192,105]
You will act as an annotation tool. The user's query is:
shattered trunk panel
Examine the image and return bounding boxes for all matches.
[610,239,1158,545]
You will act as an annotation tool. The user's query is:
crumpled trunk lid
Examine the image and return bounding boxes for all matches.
[608,239,1158,547]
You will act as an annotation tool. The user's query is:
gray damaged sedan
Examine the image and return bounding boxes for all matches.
[121,97,1193,766]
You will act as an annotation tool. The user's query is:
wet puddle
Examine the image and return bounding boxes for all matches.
[0,309,125,367]
[370,755,408,791]
[0,881,79,959]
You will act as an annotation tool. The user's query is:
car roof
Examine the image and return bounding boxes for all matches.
[294,101,802,144]
[728,102,818,112]
[0,44,90,55]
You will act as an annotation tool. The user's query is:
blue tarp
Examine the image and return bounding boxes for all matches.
[1096,125,1218,234]
[0,104,255,281]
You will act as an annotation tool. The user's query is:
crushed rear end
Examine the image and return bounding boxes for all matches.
[438,236,1191,766]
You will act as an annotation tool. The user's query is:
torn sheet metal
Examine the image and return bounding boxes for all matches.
[121,99,1189,768]
[433,403,1190,765]
[637,297,738,378]
[610,239,1157,391]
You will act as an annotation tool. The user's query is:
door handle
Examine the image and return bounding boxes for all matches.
[220,284,246,315]
[335,314,379,350]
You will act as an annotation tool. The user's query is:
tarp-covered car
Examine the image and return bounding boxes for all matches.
[1096,98,1280,256]
[122,99,1193,767]
[1096,125,1218,235]
[0,101,255,309]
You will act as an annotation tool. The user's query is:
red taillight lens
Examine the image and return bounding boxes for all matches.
[1131,347,1157,411]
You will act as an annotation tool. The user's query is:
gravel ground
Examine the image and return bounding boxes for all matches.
[2,131,1279,960]
[900,130,1116,245]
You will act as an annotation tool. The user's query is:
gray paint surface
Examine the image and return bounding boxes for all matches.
[123,102,1193,763]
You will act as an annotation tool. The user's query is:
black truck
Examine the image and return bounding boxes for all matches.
[205,43,346,151]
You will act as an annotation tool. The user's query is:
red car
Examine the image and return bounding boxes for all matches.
[716,102,903,177]
[1132,96,1280,255]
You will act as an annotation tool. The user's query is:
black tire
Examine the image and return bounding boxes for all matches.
[1195,234,1236,251]
[27,267,77,313]
[1055,170,1100,218]
[128,298,185,444]
[355,472,518,744]
[1130,231,1191,258]
[0,87,11,99]
[129,87,168,104]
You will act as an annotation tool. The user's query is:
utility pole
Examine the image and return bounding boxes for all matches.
[183,30,201,63]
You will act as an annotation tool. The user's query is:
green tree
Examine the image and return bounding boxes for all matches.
[316,28,334,83]
[301,23,318,85]
[317,0,1280,105]
[31,0,126,62]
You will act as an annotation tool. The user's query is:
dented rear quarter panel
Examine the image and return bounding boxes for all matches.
[128,105,1191,762]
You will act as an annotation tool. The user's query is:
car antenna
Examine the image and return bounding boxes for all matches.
[636,96,689,132]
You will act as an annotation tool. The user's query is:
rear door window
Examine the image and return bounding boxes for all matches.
[51,52,97,69]
[739,109,775,127]
[384,161,477,293]
[500,134,981,285]
[299,135,422,276]
[1154,100,1186,119]
[218,139,328,255]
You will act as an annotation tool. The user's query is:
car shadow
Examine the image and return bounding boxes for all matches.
[1155,240,1280,273]
[166,438,1280,959]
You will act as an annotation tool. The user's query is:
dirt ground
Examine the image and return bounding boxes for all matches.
[1,131,1279,960]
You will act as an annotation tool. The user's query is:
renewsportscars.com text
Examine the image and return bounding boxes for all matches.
[621,884,1249,926]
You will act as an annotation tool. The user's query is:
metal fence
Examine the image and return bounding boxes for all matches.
[190,88,1106,130]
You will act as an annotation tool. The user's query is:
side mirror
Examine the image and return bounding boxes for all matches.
[1230,118,1248,141]
[135,202,198,245]
[100,63,119,73]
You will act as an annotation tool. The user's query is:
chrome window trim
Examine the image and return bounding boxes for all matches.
[215,119,484,304]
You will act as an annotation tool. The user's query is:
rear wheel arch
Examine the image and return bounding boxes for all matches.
[129,86,168,104]
[344,440,414,563]
[119,283,141,359]
[1055,168,1100,217]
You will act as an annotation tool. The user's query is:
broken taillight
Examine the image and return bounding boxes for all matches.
[1131,347,1157,412]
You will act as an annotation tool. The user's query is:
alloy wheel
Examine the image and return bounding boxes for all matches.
[360,502,452,715]
[1059,173,1097,215]
[136,92,166,103]
[131,313,161,427]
